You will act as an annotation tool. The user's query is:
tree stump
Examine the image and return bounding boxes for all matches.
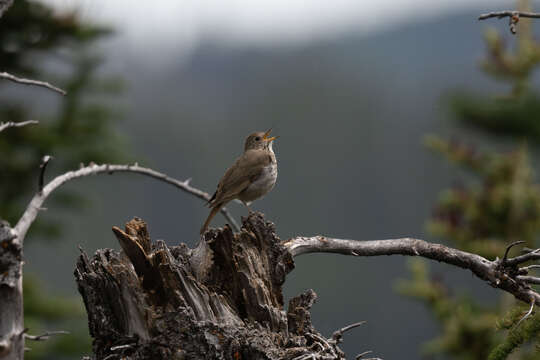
[75,213,350,360]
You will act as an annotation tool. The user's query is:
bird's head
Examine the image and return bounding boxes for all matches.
[244,129,278,151]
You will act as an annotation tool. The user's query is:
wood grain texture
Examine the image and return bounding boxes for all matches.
[0,220,23,360]
[75,213,346,360]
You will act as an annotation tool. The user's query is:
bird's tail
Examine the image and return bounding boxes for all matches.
[200,204,222,235]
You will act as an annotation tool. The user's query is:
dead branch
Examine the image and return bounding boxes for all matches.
[23,330,69,341]
[0,120,39,133]
[356,351,382,360]
[13,163,239,244]
[502,241,525,264]
[284,236,540,307]
[38,155,52,193]
[516,275,540,285]
[478,11,540,20]
[110,344,136,351]
[505,248,540,266]
[331,321,366,345]
[0,71,66,96]
[513,298,535,329]
[520,264,540,272]
[478,10,540,34]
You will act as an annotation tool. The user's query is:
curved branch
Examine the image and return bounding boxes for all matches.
[0,120,39,133]
[14,163,239,243]
[0,71,66,96]
[284,236,540,306]
[38,155,52,192]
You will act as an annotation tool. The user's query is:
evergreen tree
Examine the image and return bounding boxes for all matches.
[0,1,125,358]
[399,1,540,359]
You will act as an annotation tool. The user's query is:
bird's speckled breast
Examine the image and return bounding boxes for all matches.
[240,160,277,203]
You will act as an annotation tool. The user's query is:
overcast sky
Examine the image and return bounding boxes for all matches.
[40,0,505,52]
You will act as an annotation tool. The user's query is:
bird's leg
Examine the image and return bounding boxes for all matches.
[242,201,253,214]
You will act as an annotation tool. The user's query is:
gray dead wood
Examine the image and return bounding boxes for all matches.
[284,236,540,306]
[478,10,540,20]
[15,163,239,243]
[76,213,352,359]
[0,121,39,133]
[0,72,66,95]
[75,211,540,359]
[1,160,240,360]
[478,10,540,34]
[0,220,23,360]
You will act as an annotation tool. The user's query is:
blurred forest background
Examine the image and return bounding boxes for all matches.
[1,0,540,359]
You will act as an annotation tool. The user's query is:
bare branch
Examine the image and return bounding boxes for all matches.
[503,241,525,264]
[38,155,52,193]
[24,330,69,341]
[516,276,540,285]
[0,71,66,95]
[306,332,337,358]
[357,354,382,360]
[520,264,540,272]
[110,343,136,351]
[514,298,535,329]
[284,236,540,306]
[505,248,540,266]
[0,120,39,133]
[478,11,540,20]
[478,10,540,34]
[331,321,366,344]
[14,163,240,243]
[356,351,372,359]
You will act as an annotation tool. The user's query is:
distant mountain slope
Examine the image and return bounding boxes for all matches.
[26,8,539,360]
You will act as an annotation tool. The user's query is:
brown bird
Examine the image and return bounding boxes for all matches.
[201,129,278,234]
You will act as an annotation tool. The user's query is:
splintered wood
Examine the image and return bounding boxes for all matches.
[75,213,348,360]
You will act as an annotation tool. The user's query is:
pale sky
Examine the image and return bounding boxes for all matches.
[36,0,513,67]
[40,0,504,49]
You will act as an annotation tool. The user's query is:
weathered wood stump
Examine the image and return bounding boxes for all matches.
[75,213,350,360]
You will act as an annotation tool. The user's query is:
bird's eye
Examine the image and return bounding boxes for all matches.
[255,136,261,141]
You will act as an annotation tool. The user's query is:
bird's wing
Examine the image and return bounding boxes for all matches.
[211,150,272,205]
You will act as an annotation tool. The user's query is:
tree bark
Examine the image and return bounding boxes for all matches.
[0,220,24,360]
[76,211,540,359]
[75,213,348,360]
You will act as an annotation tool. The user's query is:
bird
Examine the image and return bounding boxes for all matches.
[201,129,278,234]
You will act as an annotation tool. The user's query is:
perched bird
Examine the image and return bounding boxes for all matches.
[201,129,278,234]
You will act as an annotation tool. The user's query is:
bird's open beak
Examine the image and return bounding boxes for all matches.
[263,128,279,142]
